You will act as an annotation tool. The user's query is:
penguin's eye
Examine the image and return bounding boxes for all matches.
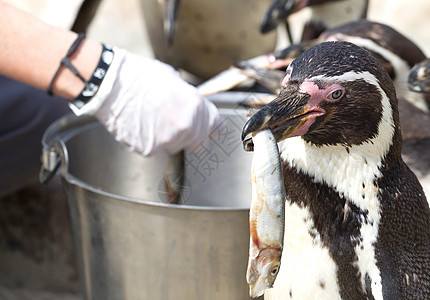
[270,266,279,276]
[328,89,344,101]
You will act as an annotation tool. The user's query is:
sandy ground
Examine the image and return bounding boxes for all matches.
[2,1,430,299]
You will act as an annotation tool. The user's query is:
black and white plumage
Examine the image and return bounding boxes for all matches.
[263,20,430,114]
[230,20,430,151]
[317,21,430,113]
[312,21,430,199]
[242,41,430,299]
[201,20,430,138]
[202,20,430,113]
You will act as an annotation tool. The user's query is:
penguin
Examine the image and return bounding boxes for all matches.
[282,22,430,204]
[317,20,430,113]
[200,21,430,199]
[261,0,368,41]
[241,41,430,299]
[262,20,430,113]
[409,58,430,94]
[201,20,430,113]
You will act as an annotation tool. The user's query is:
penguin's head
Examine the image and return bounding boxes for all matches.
[408,58,430,94]
[242,41,399,149]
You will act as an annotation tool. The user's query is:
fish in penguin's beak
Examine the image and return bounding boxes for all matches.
[242,83,324,151]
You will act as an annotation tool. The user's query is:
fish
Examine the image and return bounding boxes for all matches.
[245,129,286,298]
[197,53,289,97]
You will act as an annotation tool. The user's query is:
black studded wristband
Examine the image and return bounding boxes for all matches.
[70,44,114,109]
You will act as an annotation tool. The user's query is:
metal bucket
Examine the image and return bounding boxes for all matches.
[139,0,277,79]
[41,95,265,300]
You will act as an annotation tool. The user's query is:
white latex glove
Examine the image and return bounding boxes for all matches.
[73,47,222,156]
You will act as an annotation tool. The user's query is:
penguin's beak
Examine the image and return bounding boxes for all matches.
[241,84,323,151]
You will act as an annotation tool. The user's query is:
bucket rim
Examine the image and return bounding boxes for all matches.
[64,171,250,212]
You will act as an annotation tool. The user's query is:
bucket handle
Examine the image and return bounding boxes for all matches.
[39,114,94,185]
[39,146,62,184]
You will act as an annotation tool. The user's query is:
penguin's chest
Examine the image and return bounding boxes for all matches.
[263,135,394,299]
[264,198,381,300]
[264,201,343,300]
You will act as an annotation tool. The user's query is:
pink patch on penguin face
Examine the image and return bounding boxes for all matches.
[299,81,345,107]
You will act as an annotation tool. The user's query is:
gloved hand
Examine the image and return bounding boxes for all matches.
[74,47,222,156]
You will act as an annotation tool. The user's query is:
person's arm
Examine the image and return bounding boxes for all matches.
[0,1,221,156]
[0,0,101,99]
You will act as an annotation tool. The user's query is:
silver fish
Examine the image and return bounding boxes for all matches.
[246,129,286,298]
[197,54,288,97]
